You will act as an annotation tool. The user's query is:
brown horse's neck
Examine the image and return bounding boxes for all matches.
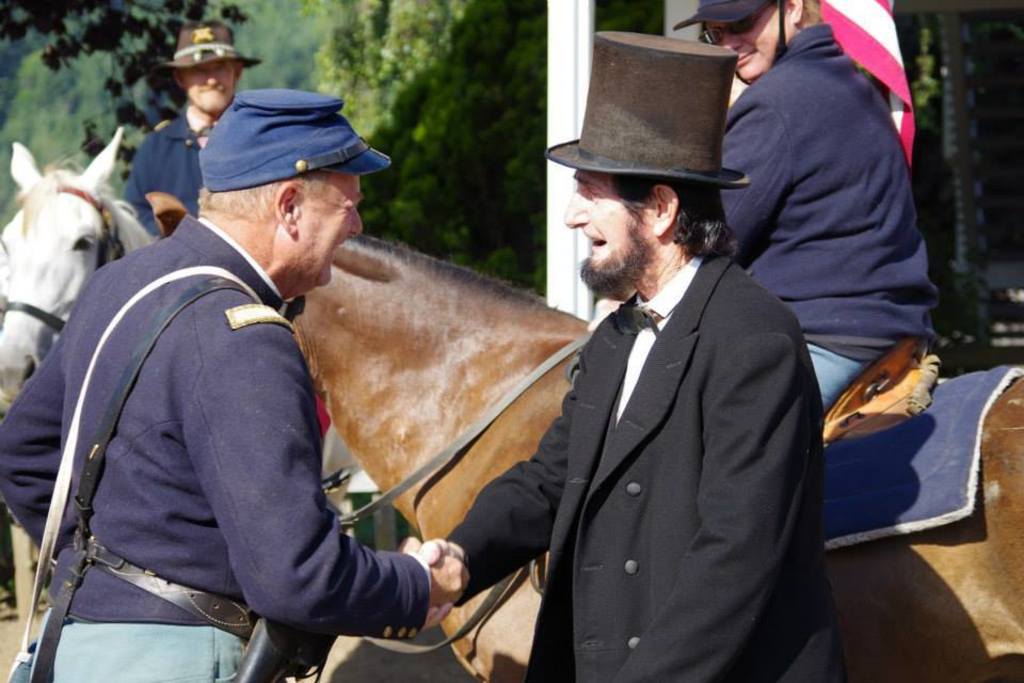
[296,237,586,518]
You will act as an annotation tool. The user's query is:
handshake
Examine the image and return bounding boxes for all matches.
[400,537,469,628]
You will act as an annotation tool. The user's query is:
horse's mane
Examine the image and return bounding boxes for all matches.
[20,166,150,250]
[347,234,555,313]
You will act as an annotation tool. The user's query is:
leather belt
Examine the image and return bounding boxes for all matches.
[84,536,255,640]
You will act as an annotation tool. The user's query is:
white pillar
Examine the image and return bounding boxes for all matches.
[546,0,594,319]
[665,0,701,38]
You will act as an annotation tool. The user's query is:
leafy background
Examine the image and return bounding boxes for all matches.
[0,0,963,336]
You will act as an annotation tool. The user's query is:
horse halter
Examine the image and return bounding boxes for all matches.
[3,186,126,334]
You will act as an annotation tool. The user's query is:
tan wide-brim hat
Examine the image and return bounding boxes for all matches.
[159,20,261,70]
[546,32,747,188]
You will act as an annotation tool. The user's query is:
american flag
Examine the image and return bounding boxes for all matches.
[821,0,915,166]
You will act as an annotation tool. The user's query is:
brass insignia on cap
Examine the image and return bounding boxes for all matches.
[225,304,294,332]
[295,159,309,173]
[192,26,216,44]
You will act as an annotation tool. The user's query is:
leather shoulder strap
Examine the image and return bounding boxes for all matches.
[13,267,258,678]
[29,273,256,683]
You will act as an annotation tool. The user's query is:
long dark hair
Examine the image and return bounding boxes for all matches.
[612,176,737,258]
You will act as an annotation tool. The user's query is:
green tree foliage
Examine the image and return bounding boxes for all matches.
[307,0,470,136]
[358,0,547,289]
[0,46,119,224]
[352,0,662,292]
[232,0,329,93]
[0,1,247,133]
[0,0,328,225]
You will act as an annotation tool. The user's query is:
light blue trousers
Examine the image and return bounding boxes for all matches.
[31,617,245,683]
[807,343,868,411]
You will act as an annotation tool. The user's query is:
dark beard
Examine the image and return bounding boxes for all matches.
[579,218,651,300]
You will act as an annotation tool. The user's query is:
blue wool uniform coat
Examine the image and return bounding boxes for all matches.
[450,257,846,682]
[124,115,203,236]
[723,24,937,360]
[0,217,428,637]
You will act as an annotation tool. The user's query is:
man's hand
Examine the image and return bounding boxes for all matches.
[400,537,469,628]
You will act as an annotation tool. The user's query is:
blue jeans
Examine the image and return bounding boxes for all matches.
[35,616,245,683]
[808,343,867,411]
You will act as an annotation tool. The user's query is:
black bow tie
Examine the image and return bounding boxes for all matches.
[614,303,663,336]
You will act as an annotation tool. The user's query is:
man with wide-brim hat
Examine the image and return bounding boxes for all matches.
[672,0,937,412]
[432,31,846,682]
[125,20,261,235]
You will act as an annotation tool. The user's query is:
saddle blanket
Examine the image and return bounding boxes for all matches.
[823,365,1024,549]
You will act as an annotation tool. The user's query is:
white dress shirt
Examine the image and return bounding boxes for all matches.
[198,217,284,303]
[616,256,703,422]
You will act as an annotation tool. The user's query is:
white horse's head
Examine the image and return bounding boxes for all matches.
[0,128,154,407]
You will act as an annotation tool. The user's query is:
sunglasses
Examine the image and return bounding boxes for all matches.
[700,1,775,45]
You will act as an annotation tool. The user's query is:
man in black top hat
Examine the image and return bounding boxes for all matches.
[125,20,260,235]
[433,32,846,682]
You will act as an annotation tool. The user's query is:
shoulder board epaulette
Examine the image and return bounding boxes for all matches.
[225,304,293,332]
[153,119,172,132]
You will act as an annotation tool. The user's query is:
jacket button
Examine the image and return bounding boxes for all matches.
[624,559,639,575]
[626,481,642,496]
[383,625,393,638]
[397,626,408,638]
[627,636,640,649]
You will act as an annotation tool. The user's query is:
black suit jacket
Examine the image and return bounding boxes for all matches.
[450,257,846,682]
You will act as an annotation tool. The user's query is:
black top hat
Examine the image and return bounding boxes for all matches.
[546,32,746,188]
[160,20,261,70]
[673,0,774,30]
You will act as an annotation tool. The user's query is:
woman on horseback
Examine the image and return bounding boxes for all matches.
[676,0,938,409]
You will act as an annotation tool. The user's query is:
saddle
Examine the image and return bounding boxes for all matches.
[823,338,941,445]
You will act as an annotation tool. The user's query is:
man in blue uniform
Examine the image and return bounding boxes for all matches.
[0,89,466,682]
[125,20,258,235]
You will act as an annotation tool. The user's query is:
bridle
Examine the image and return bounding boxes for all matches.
[3,186,126,334]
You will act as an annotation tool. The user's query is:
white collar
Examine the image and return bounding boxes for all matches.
[198,217,282,301]
[639,255,703,324]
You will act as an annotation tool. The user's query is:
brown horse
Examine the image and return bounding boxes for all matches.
[296,236,1024,683]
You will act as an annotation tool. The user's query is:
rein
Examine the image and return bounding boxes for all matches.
[332,333,589,655]
[334,334,589,528]
[3,186,125,334]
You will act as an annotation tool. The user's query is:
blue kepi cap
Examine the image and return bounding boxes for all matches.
[200,89,390,192]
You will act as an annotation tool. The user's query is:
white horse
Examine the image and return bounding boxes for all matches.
[0,128,153,408]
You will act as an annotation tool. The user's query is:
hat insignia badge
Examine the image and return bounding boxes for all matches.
[191,26,215,45]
